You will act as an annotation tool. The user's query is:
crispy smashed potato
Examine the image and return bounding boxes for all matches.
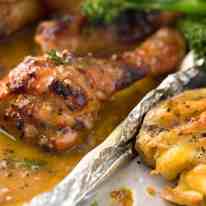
[136,88,206,206]
[0,0,43,37]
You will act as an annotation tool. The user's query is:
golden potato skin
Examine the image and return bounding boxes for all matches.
[0,0,43,37]
[136,88,206,205]
[161,164,206,206]
[137,88,206,167]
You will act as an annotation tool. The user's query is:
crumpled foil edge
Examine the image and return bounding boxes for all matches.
[27,52,204,206]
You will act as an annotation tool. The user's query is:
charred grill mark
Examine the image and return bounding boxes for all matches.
[15,119,24,130]
[115,10,160,43]
[50,79,73,97]
[50,79,87,110]
[115,64,148,90]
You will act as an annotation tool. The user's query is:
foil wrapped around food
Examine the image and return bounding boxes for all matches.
[26,52,206,206]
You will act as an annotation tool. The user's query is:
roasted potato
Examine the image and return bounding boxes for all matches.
[136,88,206,206]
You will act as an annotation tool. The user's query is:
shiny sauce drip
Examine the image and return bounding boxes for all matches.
[110,188,134,206]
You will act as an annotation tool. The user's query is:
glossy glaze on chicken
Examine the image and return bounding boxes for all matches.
[0,28,185,151]
[35,11,179,56]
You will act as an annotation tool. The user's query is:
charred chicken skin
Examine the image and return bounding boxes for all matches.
[136,89,206,206]
[0,0,43,37]
[0,28,185,152]
[35,11,179,56]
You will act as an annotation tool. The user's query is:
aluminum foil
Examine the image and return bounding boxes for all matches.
[26,52,206,206]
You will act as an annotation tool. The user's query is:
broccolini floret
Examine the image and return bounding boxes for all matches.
[82,0,206,23]
[179,17,206,68]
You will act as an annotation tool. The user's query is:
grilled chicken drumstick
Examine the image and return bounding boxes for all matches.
[0,0,43,37]
[35,12,180,56]
[0,28,185,151]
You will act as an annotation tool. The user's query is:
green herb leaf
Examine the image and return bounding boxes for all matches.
[19,159,47,171]
[47,50,71,65]
[2,157,47,171]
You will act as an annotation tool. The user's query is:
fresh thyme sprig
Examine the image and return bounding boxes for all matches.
[47,50,71,65]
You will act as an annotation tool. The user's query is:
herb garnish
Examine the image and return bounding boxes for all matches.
[18,158,47,171]
[178,17,206,69]
[0,157,47,171]
[47,50,71,65]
